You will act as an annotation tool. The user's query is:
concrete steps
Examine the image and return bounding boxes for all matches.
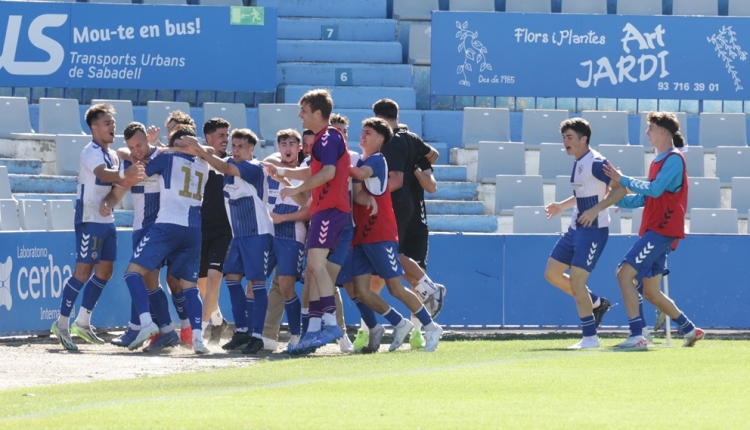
[278,63,413,87]
[427,215,498,233]
[278,85,416,110]
[427,181,479,201]
[425,200,485,215]
[278,40,403,64]
[0,158,43,175]
[278,18,396,41]
[9,174,76,193]
[433,165,467,182]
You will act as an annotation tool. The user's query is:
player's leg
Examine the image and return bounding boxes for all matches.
[262,271,285,350]
[239,234,274,354]
[274,239,304,349]
[222,238,253,350]
[400,229,430,348]
[123,261,161,350]
[204,235,231,342]
[142,269,180,352]
[165,272,191,346]
[351,271,386,353]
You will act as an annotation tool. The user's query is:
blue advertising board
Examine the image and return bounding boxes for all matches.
[0,3,277,91]
[432,11,750,100]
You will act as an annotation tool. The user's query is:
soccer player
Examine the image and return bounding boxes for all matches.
[349,117,443,352]
[604,111,704,349]
[544,118,625,349]
[123,125,210,354]
[184,129,278,354]
[198,118,233,344]
[50,104,145,351]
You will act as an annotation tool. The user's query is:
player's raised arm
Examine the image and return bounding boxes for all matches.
[180,135,241,177]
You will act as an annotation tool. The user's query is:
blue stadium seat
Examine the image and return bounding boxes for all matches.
[477,141,525,182]
[462,108,510,149]
[728,0,750,16]
[408,23,431,66]
[505,0,551,12]
[699,113,747,150]
[617,0,662,14]
[203,103,248,131]
[522,109,568,149]
[513,206,562,233]
[449,0,495,11]
[539,143,572,183]
[596,144,645,178]
[716,146,750,185]
[276,0,387,19]
[88,0,132,4]
[393,0,438,20]
[581,111,629,145]
[39,98,84,135]
[278,17,396,41]
[687,177,721,211]
[143,0,187,4]
[731,177,750,216]
[672,0,718,16]
[495,175,543,215]
[639,112,687,146]
[681,146,705,178]
[690,208,738,234]
[562,0,607,14]
[0,97,34,135]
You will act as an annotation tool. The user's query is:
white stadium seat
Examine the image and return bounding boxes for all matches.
[18,200,46,231]
[0,200,20,231]
[0,97,34,134]
[39,98,84,135]
[477,141,525,182]
[462,108,510,149]
[46,200,75,231]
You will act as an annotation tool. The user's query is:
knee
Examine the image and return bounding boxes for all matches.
[642,286,659,302]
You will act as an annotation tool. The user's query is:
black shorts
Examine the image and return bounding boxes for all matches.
[393,203,414,249]
[400,226,429,270]
[198,232,232,278]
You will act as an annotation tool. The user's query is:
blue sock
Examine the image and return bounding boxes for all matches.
[171,290,188,322]
[183,287,203,331]
[226,280,248,331]
[673,312,695,333]
[353,298,377,329]
[251,284,267,336]
[148,288,172,330]
[381,307,404,327]
[588,290,599,305]
[129,304,140,327]
[80,275,106,312]
[414,305,433,327]
[581,314,596,337]
[301,310,309,335]
[636,281,647,328]
[124,272,149,317]
[628,316,643,337]
[59,277,84,317]
[246,298,255,334]
[285,296,302,335]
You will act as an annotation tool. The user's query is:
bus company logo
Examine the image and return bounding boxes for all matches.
[0,256,12,310]
[0,14,68,76]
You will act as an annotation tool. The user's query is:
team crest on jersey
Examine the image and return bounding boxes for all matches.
[578,166,583,174]
[91,252,98,261]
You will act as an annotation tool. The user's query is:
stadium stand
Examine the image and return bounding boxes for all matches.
[616,0,662,15]
[55,135,90,176]
[146,101,191,142]
[639,112,688,146]
[672,0,719,16]
[699,113,747,150]
[476,141,525,182]
[561,0,607,14]
[143,0,187,4]
[495,175,544,215]
[257,103,302,146]
[449,0,495,11]
[539,143,572,183]
[0,167,12,199]
[730,177,750,216]
[203,103,248,131]
[91,99,134,130]
[581,111,629,145]
[555,175,572,204]
[38,98,84,135]
[408,24,431,66]
[512,206,562,233]
[715,146,750,185]
[687,177,721,211]
[690,208,738,234]
[596,144,646,178]
[681,146,705,178]
[462,108,510,149]
[0,199,20,231]
[393,0,438,20]
[199,0,243,5]
[630,207,643,234]
[505,0,552,13]
[728,0,750,16]
[608,207,621,234]
[18,199,46,231]
[0,97,34,135]
[521,109,569,149]
[46,200,75,231]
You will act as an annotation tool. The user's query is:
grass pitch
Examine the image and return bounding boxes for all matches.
[1,335,748,429]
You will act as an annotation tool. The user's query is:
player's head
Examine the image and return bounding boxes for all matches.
[560,118,591,158]
[123,122,150,161]
[276,129,301,166]
[298,89,333,130]
[85,103,116,145]
[330,113,349,138]
[165,110,195,137]
[231,128,258,163]
[372,98,399,121]
[360,117,393,155]
[203,118,230,156]
[302,129,315,157]
[398,123,409,132]
[647,111,684,148]
[169,124,197,148]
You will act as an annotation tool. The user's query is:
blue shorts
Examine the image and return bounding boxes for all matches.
[272,238,304,279]
[223,234,274,281]
[352,242,405,280]
[130,224,201,282]
[550,226,609,273]
[621,230,674,279]
[75,222,117,264]
[335,247,353,285]
[328,226,354,267]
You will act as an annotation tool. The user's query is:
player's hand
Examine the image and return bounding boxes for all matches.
[121,162,146,186]
[99,201,112,217]
[280,185,299,200]
[603,161,622,183]
[545,202,563,220]
[367,196,378,216]
[270,212,285,224]
[265,163,279,178]
[577,207,598,227]
[147,126,161,144]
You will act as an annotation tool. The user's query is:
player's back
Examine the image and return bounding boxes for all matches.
[76,141,118,225]
[127,147,161,231]
[145,152,208,228]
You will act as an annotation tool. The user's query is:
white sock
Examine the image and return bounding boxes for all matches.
[424,322,438,331]
[322,312,337,327]
[161,325,175,334]
[308,317,322,332]
[211,309,223,325]
[411,315,423,332]
[180,319,190,329]
[192,328,202,343]
[76,307,92,326]
[138,312,153,327]
[202,321,209,331]
[236,327,248,333]
[58,315,70,328]
[416,275,438,298]
[360,318,368,330]
[252,333,262,340]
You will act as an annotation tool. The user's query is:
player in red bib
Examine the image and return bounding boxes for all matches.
[604,111,704,350]
[348,118,442,353]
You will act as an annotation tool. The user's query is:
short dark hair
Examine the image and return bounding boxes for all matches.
[299,89,333,120]
[330,113,349,127]
[169,124,196,147]
[276,128,301,145]
[362,117,393,144]
[648,111,685,148]
[85,103,116,128]
[165,110,195,128]
[231,128,259,146]
[203,118,231,136]
[560,118,592,145]
[372,98,399,120]
[123,122,146,140]
[302,129,315,138]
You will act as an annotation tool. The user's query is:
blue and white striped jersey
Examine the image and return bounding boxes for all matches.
[267,176,306,243]
[570,149,611,229]
[145,152,208,228]
[75,141,119,225]
[223,158,274,238]
[122,146,161,232]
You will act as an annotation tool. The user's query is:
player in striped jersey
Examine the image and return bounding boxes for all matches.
[122,125,210,354]
[544,118,626,349]
[51,104,146,351]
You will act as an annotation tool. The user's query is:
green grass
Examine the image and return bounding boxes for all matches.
[2,337,749,429]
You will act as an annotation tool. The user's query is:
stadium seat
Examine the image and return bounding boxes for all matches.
[505,0,551,12]
[716,146,750,185]
[477,141,525,182]
[630,207,643,234]
[555,175,573,203]
[617,0,662,14]
[512,206,562,233]
[91,99,134,129]
[495,175,543,215]
[258,104,303,146]
[0,167,12,199]
[681,146,705,178]
[393,0,439,20]
[561,0,607,14]
[539,143,572,183]
[699,113,747,150]
[638,112,687,146]
[18,200,46,231]
[89,0,132,3]
[0,97,34,134]
[521,109,568,148]
[687,177,721,211]
[690,208,738,234]
[0,200,20,231]
[672,0,718,15]
[143,0,186,4]
[462,108,510,149]
[608,207,622,234]
[581,111,629,145]
[203,103,248,131]
[147,101,190,142]
[449,0,495,11]
[729,0,750,16]
[200,0,242,5]
[39,98,84,135]
[56,135,91,176]
[596,144,645,178]
[731,177,750,215]
[46,200,75,231]
[408,24,431,66]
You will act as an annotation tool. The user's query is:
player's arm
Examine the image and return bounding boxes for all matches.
[414,158,437,194]
[349,164,374,181]
[423,144,439,165]
[92,163,144,187]
[352,182,377,216]
[545,195,575,219]
[604,156,683,198]
[98,185,130,217]
[577,181,628,227]
[266,163,312,181]
[271,201,312,224]
[180,136,241,177]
